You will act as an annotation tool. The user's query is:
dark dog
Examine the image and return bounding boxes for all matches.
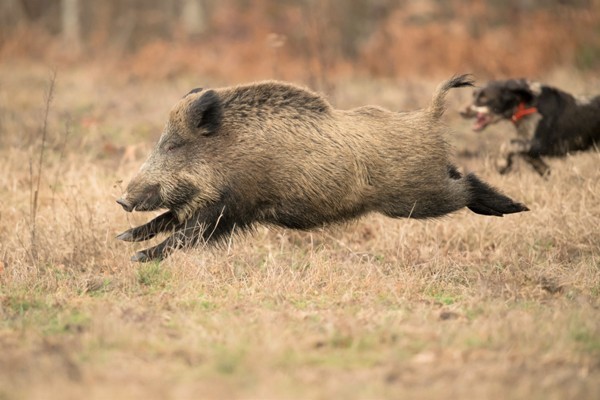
[461,79,600,176]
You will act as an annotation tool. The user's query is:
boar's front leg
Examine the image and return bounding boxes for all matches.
[117,211,179,242]
[131,205,240,262]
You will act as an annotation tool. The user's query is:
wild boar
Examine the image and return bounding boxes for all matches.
[117,75,528,261]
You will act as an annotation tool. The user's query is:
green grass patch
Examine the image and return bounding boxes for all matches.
[2,292,91,336]
[213,346,247,375]
[2,294,45,315]
[44,309,91,335]
[465,306,485,321]
[137,262,172,289]
[428,290,460,306]
[178,296,217,311]
[571,326,600,354]
[464,334,493,349]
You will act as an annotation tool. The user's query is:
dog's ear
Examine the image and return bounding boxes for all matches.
[505,79,537,103]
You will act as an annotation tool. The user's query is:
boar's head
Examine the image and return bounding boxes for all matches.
[117,88,227,222]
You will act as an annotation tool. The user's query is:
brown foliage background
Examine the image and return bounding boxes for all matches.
[1,0,600,85]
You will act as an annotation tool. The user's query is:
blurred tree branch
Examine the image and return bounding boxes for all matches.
[61,0,81,53]
[181,0,206,37]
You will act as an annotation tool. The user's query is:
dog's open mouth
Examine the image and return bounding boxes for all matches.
[460,105,496,132]
[473,112,494,132]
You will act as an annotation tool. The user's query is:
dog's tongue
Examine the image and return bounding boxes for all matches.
[472,113,491,132]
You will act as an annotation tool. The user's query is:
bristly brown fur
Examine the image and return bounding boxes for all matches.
[117,76,526,262]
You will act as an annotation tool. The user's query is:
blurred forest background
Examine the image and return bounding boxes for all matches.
[1,0,599,87]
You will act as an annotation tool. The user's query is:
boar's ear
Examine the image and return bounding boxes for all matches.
[187,89,223,136]
[184,87,203,98]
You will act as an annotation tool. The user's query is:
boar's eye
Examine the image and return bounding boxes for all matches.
[164,140,185,152]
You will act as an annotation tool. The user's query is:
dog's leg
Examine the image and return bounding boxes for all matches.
[522,139,551,177]
[496,139,549,176]
[521,155,549,177]
[496,139,528,174]
[496,153,514,175]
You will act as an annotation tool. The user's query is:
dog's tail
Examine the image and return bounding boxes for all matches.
[429,74,474,119]
[465,173,529,216]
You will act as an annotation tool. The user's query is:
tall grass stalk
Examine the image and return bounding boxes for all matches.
[29,71,56,264]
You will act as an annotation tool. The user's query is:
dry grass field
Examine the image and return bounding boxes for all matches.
[0,63,599,400]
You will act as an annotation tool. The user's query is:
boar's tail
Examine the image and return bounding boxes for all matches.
[429,74,474,120]
[465,173,529,216]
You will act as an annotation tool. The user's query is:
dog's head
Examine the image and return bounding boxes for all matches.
[461,79,542,131]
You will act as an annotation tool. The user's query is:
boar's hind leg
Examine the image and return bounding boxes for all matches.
[131,206,241,262]
[465,173,529,216]
[117,211,178,242]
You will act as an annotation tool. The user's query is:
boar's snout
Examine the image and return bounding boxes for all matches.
[117,183,162,213]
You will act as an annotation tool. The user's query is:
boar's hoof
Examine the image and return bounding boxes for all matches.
[131,251,152,263]
[116,230,134,242]
[116,198,134,212]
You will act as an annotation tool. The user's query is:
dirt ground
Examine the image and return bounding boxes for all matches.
[0,63,599,400]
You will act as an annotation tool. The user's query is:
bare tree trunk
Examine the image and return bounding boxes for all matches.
[0,0,26,35]
[62,0,81,52]
[181,0,206,37]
